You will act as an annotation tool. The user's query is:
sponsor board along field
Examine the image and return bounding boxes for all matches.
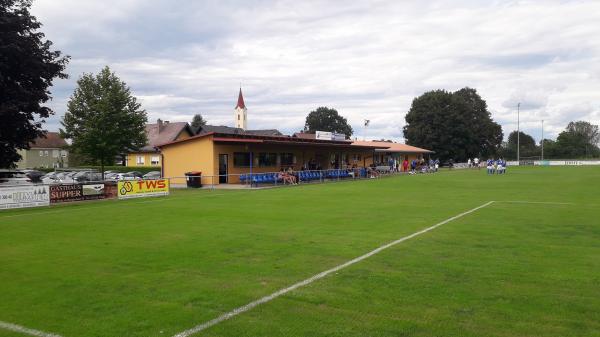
[0,166,599,337]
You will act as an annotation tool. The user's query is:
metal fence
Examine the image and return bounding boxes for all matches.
[168,166,442,189]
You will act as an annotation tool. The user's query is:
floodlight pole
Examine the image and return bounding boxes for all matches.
[517,103,520,163]
[541,119,544,160]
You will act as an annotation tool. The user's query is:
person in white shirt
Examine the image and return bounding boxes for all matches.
[474,157,480,170]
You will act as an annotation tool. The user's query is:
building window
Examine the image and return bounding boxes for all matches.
[136,156,145,165]
[52,150,59,158]
[39,150,43,156]
[61,150,68,157]
[151,156,160,165]
[44,150,49,156]
[237,115,240,120]
[233,152,251,167]
[258,153,277,167]
[280,153,294,166]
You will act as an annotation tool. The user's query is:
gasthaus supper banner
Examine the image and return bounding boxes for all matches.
[49,184,108,203]
[0,185,50,209]
[117,179,169,199]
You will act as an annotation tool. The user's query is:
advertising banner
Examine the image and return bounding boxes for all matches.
[0,185,50,209]
[543,160,600,166]
[103,182,118,199]
[49,184,83,203]
[82,184,105,200]
[118,179,169,199]
[50,184,109,203]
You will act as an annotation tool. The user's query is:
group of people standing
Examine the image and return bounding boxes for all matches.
[402,158,439,173]
[486,158,507,174]
[467,157,481,169]
[467,157,507,174]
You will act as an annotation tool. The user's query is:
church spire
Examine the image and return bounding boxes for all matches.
[235,87,246,109]
[234,87,247,130]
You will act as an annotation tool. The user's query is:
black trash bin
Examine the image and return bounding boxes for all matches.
[185,171,202,188]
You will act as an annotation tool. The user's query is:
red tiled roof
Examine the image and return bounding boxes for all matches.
[157,132,387,149]
[235,88,246,109]
[141,121,191,152]
[30,132,67,148]
[351,140,432,153]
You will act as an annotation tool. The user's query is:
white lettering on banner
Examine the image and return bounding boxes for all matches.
[545,160,600,166]
[527,160,600,166]
[0,185,50,210]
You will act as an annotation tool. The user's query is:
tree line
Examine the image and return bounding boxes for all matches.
[500,122,600,160]
[403,89,600,161]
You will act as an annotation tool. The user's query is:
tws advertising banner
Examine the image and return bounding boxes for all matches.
[0,185,50,209]
[117,179,169,199]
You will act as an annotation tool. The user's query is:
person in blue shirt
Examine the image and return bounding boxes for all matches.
[497,158,506,174]
[487,159,495,174]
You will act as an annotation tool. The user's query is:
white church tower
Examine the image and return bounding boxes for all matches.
[234,87,247,130]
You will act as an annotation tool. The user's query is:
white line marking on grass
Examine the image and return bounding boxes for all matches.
[0,321,63,337]
[172,200,495,337]
[497,200,575,205]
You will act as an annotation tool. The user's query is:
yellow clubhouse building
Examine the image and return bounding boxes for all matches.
[157,131,432,185]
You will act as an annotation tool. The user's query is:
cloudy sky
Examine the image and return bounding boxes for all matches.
[32,0,600,142]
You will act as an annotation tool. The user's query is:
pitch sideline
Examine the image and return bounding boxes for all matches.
[172,200,496,337]
[0,321,63,337]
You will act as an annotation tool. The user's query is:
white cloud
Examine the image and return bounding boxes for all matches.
[31,0,600,142]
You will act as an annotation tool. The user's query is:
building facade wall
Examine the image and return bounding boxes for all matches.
[212,143,376,184]
[126,152,162,167]
[161,135,215,185]
[126,129,192,167]
[16,148,69,169]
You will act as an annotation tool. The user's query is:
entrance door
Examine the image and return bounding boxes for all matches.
[219,154,228,183]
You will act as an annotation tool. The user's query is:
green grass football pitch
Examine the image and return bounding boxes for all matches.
[1,166,599,337]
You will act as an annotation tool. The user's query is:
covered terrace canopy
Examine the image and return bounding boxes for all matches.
[351,141,433,154]
[158,132,388,150]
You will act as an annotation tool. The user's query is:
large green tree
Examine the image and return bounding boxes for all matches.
[61,66,147,174]
[403,88,503,161]
[500,131,539,159]
[304,107,353,138]
[0,0,69,168]
[553,121,600,158]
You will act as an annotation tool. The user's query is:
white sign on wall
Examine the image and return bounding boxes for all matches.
[0,185,50,210]
[315,131,333,140]
[316,131,346,141]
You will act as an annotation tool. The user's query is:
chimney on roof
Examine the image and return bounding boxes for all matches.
[157,119,164,133]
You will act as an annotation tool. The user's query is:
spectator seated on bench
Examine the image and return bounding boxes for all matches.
[367,166,380,178]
